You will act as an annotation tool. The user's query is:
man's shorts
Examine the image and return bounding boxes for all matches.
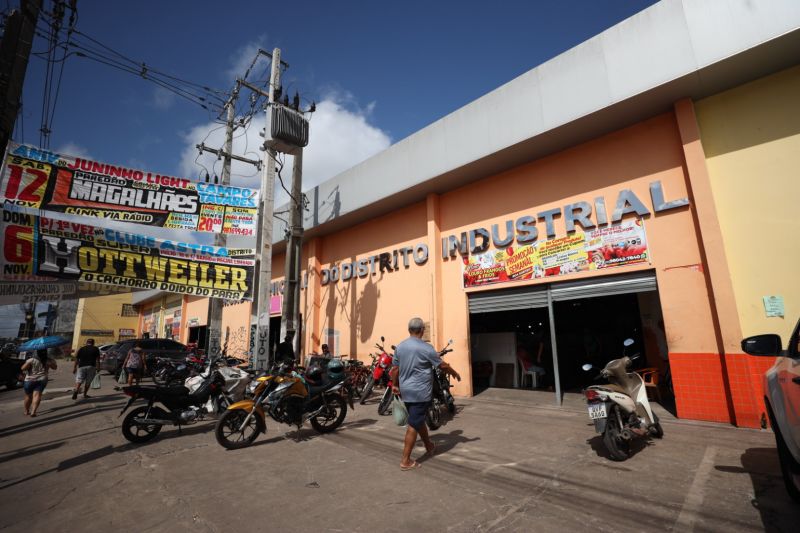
[23,380,46,394]
[76,366,96,384]
[404,401,431,431]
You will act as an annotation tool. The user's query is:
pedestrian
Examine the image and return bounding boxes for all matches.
[21,349,57,417]
[389,317,461,471]
[122,343,146,386]
[321,344,332,358]
[72,338,100,400]
[275,334,295,364]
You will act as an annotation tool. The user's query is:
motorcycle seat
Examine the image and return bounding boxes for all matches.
[594,383,627,395]
[308,375,344,396]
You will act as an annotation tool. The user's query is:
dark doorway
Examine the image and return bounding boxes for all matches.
[188,326,207,350]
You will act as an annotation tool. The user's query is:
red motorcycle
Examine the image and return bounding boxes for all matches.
[359,336,393,405]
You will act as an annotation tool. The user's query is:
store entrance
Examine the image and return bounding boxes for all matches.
[552,290,673,410]
[469,307,552,394]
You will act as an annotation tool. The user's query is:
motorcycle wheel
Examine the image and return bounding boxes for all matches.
[426,399,442,430]
[377,388,393,416]
[650,412,664,439]
[603,406,631,461]
[215,409,260,450]
[122,406,165,443]
[445,391,455,414]
[310,396,347,433]
[359,375,375,405]
[352,373,368,399]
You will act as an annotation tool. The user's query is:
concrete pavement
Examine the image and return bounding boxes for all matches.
[0,365,797,532]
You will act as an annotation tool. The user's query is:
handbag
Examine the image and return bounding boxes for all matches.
[90,372,101,389]
[117,369,127,385]
[392,395,408,426]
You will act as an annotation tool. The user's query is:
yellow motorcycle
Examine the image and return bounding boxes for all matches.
[214,359,353,449]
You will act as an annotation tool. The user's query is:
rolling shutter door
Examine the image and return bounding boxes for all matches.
[468,285,549,313]
[550,271,657,301]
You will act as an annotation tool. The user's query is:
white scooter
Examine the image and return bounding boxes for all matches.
[184,358,251,415]
[582,339,664,461]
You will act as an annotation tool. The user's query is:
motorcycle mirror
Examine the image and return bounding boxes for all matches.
[623,338,634,347]
[381,336,385,342]
[448,339,453,346]
[582,364,593,372]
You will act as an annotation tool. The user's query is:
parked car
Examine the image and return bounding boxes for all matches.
[741,317,800,502]
[100,338,190,377]
[0,355,24,389]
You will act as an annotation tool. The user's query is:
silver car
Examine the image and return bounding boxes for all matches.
[742,318,800,502]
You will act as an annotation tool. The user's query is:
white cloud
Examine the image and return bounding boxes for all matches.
[152,87,176,110]
[55,142,92,160]
[226,37,270,82]
[179,93,392,211]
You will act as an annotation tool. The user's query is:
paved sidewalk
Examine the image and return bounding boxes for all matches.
[0,367,797,532]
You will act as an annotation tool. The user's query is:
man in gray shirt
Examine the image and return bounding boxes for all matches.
[389,317,460,471]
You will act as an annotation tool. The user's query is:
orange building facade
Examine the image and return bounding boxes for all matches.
[136,3,800,428]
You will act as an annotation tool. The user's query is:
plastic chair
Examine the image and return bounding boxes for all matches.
[637,367,662,403]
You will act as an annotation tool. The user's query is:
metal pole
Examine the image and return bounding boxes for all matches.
[281,148,303,356]
[547,287,562,406]
[205,90,237,358]
[252,48,282,370]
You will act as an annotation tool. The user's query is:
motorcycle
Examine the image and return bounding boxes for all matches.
[151,357,202,386]
[582,338,664,461]
[214,359,355,449]
[359,336,393,404]
[426,340,455,430]
[118,357,232,443]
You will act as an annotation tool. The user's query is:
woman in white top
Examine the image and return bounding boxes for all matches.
[21,349,58,417]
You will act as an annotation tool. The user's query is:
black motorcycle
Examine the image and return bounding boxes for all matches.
[119,359,231,443]
[426,340,456,430]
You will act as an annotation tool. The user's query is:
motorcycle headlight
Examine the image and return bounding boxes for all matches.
[247,381,259,394]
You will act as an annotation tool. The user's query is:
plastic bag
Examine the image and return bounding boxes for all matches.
[117,369,127,385]
[392,395,408,426]
[90,372,101,389]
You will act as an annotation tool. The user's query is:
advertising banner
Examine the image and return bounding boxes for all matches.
[0,278,140,305]
[1,142,259,236]
[463,219,649,288]
[1,208,256,300]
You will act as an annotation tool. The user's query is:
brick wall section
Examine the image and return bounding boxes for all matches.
[669,353,732,423]
[671,352,777,427]
[724,354,776,429]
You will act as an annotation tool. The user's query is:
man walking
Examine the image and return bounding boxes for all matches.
[72,338,100,400]
[389,317,460,471]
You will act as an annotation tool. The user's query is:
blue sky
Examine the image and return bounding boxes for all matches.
[2,0,658,335]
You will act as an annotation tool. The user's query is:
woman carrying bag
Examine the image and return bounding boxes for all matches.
[122,344,146,386]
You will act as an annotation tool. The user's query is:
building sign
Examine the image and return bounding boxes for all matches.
[1,208,256,300]
[119,328,135,339]
[442,180,687,260]
[321,243,429,285]
[463,219,648,288]
[80,329,113,336]
[1,142,259,236]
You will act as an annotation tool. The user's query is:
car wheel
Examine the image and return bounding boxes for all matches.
[766,401,800,503]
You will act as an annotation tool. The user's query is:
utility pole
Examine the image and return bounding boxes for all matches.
[281,148,303,355]
[252,48,283,370]
[203,87,238,359]
[0,0,41,154]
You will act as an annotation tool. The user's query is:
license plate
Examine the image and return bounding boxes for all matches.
[588,403,607,420]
